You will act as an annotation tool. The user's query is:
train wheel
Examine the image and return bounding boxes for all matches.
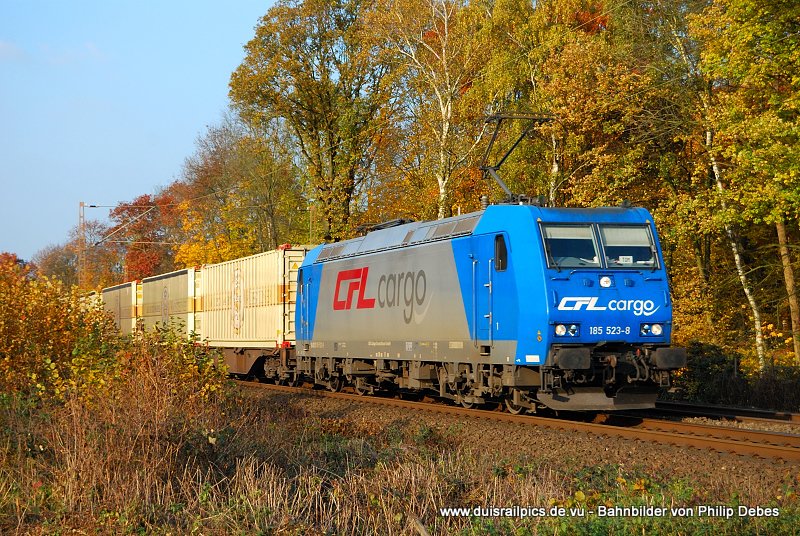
[327,375,342,392]
[504,397,525,415]
[287,373,300,387]
[353,377,370,396]
[459,384,475,409]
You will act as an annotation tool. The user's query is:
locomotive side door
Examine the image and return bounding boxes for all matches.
[471,233,509,354]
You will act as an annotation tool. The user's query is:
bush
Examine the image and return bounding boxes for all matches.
[666,341,800,410]
[0,258,121,401]
[0,327,231,532]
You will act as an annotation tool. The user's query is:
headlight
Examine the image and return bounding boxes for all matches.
[555,324,579,336]
[651,323,663,336]
[599,276,613,288]
[569,324,579,336]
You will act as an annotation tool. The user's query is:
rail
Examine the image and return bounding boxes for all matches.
[235,381,800,462]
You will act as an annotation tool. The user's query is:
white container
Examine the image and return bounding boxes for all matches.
[101,281,140,335]
[140,268,200,336]
[200,247,307,348]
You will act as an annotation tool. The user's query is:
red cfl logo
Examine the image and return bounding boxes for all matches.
[333,267,376,310]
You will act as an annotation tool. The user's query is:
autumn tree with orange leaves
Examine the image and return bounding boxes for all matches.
[106,193,179,280]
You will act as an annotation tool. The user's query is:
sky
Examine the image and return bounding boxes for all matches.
[0,0,273,261]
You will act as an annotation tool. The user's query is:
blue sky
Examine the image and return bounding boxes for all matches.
[0,0,272,261]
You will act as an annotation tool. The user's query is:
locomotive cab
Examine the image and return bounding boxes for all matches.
[516,206,686,410]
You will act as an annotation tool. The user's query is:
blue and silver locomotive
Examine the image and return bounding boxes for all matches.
[295,203,686,412]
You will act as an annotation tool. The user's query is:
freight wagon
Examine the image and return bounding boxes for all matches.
[140,268,200,335]
[101,281,139,335]
[101,247,308,375]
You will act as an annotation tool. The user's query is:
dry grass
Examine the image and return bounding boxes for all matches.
[1,334,798,534]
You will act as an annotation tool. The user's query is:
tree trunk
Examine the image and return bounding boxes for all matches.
[548,131,560,205]
[706,128,767,368]
[776,219,800,365]
[437,181,448,220]
[669,23,766,364]
[692,239,715,329]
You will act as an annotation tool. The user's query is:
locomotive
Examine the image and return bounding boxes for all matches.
[102,203,686,412]
[294,203,685,412]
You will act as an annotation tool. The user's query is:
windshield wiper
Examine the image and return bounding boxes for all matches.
[544,242,561,272]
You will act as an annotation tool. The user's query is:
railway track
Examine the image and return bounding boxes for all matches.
[653,400,800,425]
[235,380,800,462]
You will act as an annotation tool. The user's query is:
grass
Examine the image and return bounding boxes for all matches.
[1,339,798,535]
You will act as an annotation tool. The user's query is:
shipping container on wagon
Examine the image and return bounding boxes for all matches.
[200,247,308,349]
[101,281,140,335]
[140,268,200,336]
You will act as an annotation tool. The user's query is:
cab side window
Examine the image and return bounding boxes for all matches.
[495,234,507,271]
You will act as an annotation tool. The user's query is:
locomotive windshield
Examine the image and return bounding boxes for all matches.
[542,223,658,269]
[599,225,658,269]
[542,225,601,268]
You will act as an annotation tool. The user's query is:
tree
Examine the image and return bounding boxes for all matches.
[236,124,308,250]
[370,0,489,219]
[72,220,125,289]
[174,118,252,265]
[32,244,78,287]
[173,115,306,266]
[230,0,399,241]
[691,0,800,364]
[0,253,32,277]
[467,0,661,206]
[106,192,179,280]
